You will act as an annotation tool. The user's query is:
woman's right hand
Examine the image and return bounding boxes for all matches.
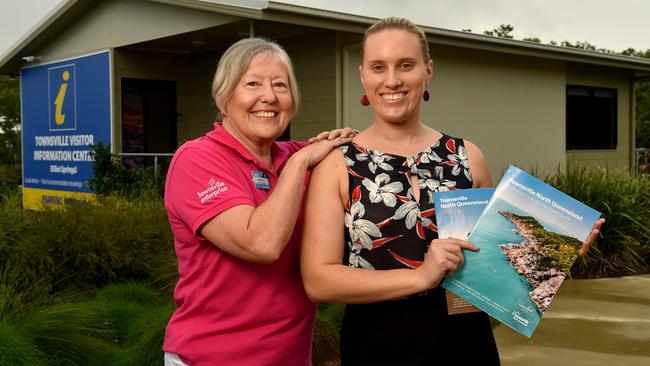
[293,134,354,168]
[307,127,357,144]
[414,238,479,291]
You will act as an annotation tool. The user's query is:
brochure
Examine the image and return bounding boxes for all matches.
[441,165,601,337]
[434,188,495,315]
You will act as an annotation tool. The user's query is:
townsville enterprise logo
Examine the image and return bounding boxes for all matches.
[48,64,77,131]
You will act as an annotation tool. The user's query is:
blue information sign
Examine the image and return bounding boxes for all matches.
[21,50,112,209]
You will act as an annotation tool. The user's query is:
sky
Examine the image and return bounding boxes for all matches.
[1,0,649,60]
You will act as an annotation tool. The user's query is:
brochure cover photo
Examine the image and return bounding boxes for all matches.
[441,165,601,337]
[434,188,495,315]
[434,188,495,241]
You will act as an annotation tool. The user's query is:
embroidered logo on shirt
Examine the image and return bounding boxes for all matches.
[197,178,228,203]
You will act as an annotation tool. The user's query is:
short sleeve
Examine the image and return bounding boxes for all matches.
[165,145,254,235]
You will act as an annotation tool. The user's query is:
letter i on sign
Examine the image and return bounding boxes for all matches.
[48,65,77,131]
[54,71,69,125]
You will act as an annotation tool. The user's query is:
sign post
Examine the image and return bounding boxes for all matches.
[21,50,112,209]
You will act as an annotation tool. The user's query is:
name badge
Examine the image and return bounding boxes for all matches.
[252,171,271,190]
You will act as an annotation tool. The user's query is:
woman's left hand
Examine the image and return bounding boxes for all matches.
[307,127,357,144]
[579,218,605,257]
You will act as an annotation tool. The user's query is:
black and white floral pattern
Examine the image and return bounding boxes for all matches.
[340,135,474,270]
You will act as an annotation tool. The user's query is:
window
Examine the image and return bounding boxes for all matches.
[566,85,617,150]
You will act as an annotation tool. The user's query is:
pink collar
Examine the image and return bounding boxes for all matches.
[206,122,290,173]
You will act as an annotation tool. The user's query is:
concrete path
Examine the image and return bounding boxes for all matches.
[495,275,650,366]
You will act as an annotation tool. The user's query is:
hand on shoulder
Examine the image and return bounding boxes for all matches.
[307,127,357,144]
[292,135,353,169]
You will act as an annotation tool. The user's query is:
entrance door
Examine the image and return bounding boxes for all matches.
[121,78,177,167]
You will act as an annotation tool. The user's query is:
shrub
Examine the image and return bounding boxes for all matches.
[0,279,172,366]
[543,165,650,278]
[2,159,648,364]
[109,304,173,366]
[148,253,179,300]
[0,189,174,295]
[0,180,19,199]
[83,282,173,366]
[317,303,345,336]
[0,319,48,366]
[87,143,165,198]
[91,282,167,346]
[0,268,47,366]
[18,302,116,366]
[0,265,111,366]
[0,164,21,185]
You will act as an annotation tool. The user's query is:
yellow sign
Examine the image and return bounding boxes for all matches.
[23,187,96,210]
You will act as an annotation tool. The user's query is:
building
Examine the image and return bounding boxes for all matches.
[2,0,650,200]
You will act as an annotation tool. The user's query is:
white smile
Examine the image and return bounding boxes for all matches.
[381,92,406,101]
[253,111,277,118]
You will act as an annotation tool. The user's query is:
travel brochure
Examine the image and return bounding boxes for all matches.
[437,165,601,337]
[434,187,495,315]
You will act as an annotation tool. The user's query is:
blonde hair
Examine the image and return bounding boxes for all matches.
[362,17,431,63]
[211,38,300,115]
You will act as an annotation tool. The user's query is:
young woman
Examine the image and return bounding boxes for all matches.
[301,17,603,365]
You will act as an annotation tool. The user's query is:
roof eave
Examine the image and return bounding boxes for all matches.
[423,28,650,73]
[265,1,650,72]
[0,0,89,75]
[2,0,650,74]
[148,0,267,18]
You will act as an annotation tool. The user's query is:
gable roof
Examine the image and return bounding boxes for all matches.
[2,0,650,75]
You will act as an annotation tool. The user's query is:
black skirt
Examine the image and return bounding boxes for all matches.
[340,288,500,366]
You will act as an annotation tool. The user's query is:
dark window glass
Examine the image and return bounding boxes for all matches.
[567,85,617,149]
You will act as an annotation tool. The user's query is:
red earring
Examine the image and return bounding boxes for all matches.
[423,90,430,102]
[360,94,370,106]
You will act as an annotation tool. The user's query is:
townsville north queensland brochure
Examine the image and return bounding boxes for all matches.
[441,165,601,337]
[434,187,495,315]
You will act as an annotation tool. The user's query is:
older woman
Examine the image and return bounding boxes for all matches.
[300,17,604,365]
[162,38,353,366]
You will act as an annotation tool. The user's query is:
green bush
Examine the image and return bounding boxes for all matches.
[0,150,177,365]
[0,266,109,366]
[544,165,650,278]
[0,180,19,199]
[110,304,174,366]
[317,303,345,336]
[148,253,179,300]
[0,270,48,366]
[82,283,173,366]
[87,143,165,198]
[1,159,649,364]
[0,319,48,366]
[0,164,21,185]
[0,280,171,366]
[18,302,116,366]
[0,189,174,295]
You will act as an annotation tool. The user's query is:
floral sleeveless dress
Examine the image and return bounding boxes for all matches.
[338,135,500,365]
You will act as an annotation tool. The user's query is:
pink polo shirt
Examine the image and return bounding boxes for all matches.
[163,123,315,366]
